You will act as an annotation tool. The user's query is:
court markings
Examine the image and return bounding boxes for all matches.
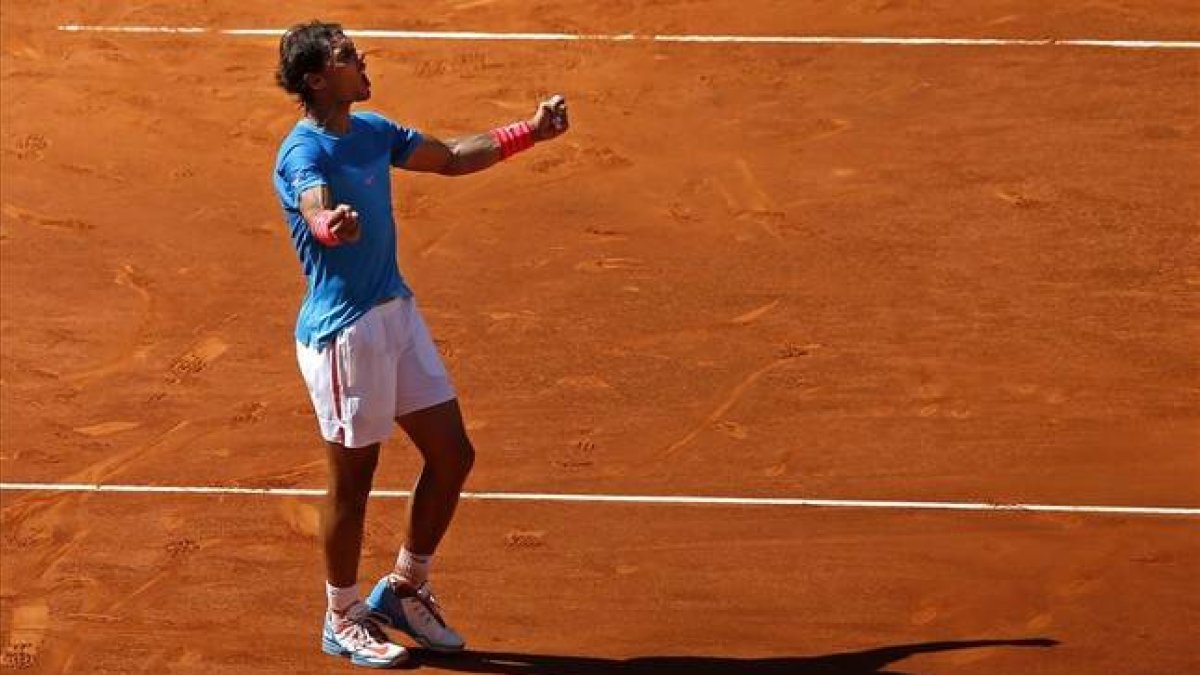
[1,482,1197,518]
[56,25,1200,50]
[36,22,1200,521]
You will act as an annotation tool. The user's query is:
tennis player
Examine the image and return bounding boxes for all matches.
[272,20,569,668]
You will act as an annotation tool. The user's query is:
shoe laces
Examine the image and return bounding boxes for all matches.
[417,583,441,609]
[334,602,390,648]
[408,583,447,627]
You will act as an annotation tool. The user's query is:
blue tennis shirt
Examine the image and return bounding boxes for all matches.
[273,111,424,348]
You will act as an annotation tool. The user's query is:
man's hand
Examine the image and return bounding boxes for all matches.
[299,186,361,246]
[325,204,361,244]
[529,94,569,142]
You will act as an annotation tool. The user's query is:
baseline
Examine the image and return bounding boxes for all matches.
[55,25,1200,50]
[1,482,1198,518]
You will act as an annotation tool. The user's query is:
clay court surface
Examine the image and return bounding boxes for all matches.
[2,1,1199,673]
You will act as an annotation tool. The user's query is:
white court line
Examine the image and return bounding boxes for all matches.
[1,482,1197,517]
[55,25,1200,50]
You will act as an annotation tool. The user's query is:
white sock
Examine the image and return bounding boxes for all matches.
[392,546,433,587]
[326,582,360,616]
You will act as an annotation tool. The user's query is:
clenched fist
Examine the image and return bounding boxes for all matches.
[529,94,569,142]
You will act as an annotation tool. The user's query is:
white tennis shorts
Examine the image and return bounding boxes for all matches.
[296,297,456,448]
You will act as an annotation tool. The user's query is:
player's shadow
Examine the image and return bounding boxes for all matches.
[414,637,1058,674]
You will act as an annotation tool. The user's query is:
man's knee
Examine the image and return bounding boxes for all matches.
[448,438,475,479]
[429,438,474,481]
[459,440,476,477]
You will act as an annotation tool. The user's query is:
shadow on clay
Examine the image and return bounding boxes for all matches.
[411,637,1059,674]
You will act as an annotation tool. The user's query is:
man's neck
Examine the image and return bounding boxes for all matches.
[305,102,352,135]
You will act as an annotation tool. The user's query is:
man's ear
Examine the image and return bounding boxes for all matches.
[303,71,326,93]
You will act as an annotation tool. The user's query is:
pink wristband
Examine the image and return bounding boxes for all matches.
[311,210,342,247]
[489,121,535,160]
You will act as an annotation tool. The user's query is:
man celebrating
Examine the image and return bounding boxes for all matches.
[272,20,569,669]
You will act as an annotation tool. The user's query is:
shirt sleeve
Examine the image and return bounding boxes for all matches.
[388,120,424,168]
[278,139,327,209]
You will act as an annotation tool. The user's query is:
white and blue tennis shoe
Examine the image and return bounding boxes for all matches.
[366,577,466,652]
[322,600,408,668]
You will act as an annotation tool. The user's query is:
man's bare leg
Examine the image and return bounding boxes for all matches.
[322,441,380,588]
[396,398,475,556]
[363,399,472,652]
[320,440,408,666]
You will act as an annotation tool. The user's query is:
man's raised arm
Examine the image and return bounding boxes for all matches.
[401,95,569,176]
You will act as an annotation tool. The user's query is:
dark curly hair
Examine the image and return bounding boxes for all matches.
[276,20,344,107]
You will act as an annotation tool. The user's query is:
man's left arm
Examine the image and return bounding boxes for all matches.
[400,95,569,176]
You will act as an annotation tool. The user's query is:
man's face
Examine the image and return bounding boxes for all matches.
[318,34,371,103]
